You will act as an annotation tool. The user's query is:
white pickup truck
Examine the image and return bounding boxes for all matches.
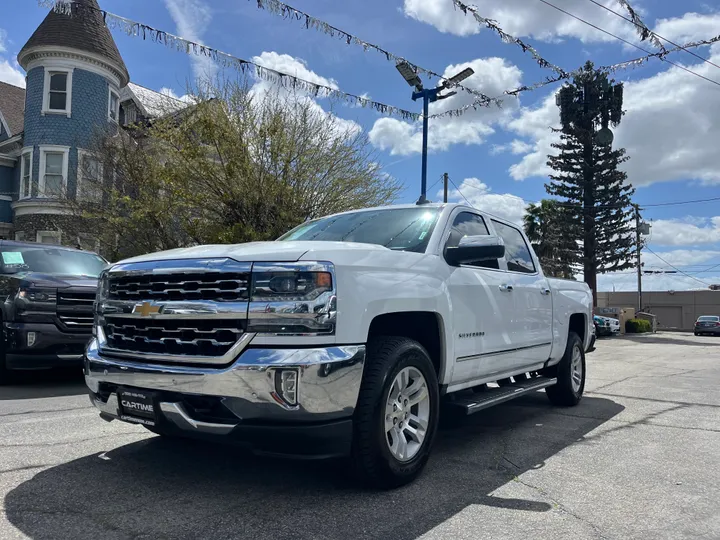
[86,203,593,487]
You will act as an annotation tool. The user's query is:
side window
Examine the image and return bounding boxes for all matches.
[445,212,498,269]
[491,220,536,273]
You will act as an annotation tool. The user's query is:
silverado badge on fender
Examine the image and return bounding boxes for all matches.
[132,302,162,317]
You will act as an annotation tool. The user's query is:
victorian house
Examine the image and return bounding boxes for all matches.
[0,0,185,251]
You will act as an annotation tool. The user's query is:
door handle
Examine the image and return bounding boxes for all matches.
[499,284,513,292]
[541,288,551,296]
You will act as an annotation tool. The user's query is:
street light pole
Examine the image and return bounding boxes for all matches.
[417,90,430,204]
[396,63,473,204]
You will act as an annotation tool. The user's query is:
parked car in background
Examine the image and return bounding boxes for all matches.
[694,315,720,336]
[0,241,106,383]
[86,203,593,488]
[594,315,620,337]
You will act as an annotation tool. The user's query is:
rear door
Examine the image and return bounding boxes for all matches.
[491,220,553,368]
[442,210,517,386]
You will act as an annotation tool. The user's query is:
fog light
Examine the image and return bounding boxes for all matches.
[27,332,37,347]
[274,369,299,406]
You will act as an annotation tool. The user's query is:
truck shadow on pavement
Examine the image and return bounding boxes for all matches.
[4,394,624,540]
[0,369,86,400]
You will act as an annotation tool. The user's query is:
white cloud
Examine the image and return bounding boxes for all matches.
[649,217,720,246]
[248,51,361,139]
[158,87,194,104]
[442,177,528,225]
[491,139,534,155]
[163,0,217,81]
[653,12,720,44]
[507,30,720,186]
[403,0,638,43]
[0,59,25,88]
[369,57,522,156]
[0,28,25,88]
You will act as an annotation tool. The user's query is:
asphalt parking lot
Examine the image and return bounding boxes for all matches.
[1,332,719,540]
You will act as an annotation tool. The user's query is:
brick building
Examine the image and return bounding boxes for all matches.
[0,0,185,251]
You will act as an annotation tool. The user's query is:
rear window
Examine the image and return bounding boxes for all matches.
[698,316,719,322]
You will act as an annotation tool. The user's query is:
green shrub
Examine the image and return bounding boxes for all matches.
[625,318,652,333]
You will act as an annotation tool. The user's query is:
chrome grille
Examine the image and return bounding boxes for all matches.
[57,289,96,333]
[103,317,245,357]
[108,272,249,302]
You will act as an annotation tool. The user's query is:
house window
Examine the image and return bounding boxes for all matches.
[19,148,33,200]
[14,231,26,242]
[42,68,73,117]
[36,230,62,245]
[77,150,103,202]
[108,89,120,122]
[38,145,70,198]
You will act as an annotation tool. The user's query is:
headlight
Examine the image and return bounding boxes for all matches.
[18,289,57,303]
[248,262,336,336]
[16,288,57,314]
[250,270,332,302]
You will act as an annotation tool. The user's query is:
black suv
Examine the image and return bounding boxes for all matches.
[0,241,106,383]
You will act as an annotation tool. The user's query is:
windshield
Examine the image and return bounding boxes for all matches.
[0,246,107,277]
[278,207,441,253]
[698,316,719,322]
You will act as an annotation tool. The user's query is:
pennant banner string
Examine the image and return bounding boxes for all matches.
[38,0,424,121]
[251,0,500,107]
[436,33,720,117]
[614,0,667,52]
[451,0,568,77]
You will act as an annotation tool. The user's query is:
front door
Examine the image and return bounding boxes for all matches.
[491,220,553,367]
[442,211,517,386]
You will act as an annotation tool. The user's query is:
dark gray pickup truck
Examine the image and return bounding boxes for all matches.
[0,241,106,383]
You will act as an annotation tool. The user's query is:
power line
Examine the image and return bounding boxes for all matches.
[644,246,711,286]
[585,0,720,71]
[536,0,720,88]
[247,0,499,106]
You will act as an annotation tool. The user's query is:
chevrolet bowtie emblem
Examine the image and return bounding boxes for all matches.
[133,302,161,317]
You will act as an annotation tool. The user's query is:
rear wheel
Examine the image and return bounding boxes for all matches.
[352,337,439,489]
[545,332,585,407]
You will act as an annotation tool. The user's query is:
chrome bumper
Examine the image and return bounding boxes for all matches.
[85,338,365,434]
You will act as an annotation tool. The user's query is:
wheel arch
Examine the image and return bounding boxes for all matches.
[367,311,447,383]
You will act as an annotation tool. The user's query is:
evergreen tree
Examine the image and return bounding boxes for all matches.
[546,61,636,304]
[523,199,577,279]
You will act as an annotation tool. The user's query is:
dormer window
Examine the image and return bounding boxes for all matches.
[42,67,73,117]
[108,88,120,123]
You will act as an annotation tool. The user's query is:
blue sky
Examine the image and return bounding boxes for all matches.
[3,0,720,291]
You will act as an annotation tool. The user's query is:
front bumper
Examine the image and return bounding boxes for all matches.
[4,322,90,370]
[85,339,365,457]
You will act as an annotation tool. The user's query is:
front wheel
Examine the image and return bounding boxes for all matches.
[352,337,439,489]
[545,332,585,407]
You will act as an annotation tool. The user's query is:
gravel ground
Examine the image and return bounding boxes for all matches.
[1,332,719,539]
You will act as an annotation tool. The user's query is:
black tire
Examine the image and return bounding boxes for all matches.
[545,332,585,407]
[352,337,439,489]
[694,332,700,336]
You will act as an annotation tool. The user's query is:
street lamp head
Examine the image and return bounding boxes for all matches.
[444,67,475,87]
[396,61,423,90]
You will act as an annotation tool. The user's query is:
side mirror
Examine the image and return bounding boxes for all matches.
[445,235,505,266]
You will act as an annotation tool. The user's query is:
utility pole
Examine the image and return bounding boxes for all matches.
[634,205,651,312]
[443,172,448,203]
[635,204,642,313]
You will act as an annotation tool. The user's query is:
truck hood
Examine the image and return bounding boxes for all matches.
[11,272,98,289]
[118,241,392,265]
